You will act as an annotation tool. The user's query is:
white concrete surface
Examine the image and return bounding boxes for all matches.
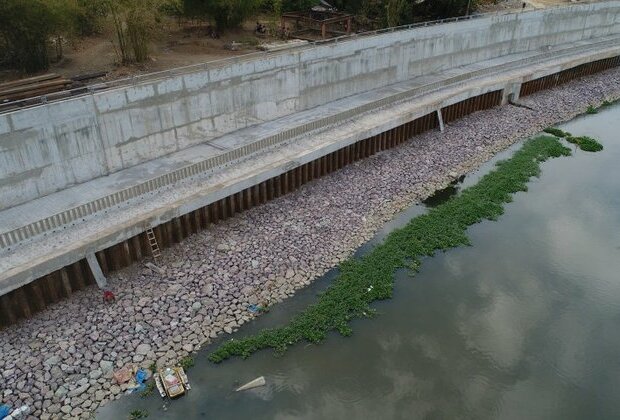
[1,32,619,297]
[1,1,619,210]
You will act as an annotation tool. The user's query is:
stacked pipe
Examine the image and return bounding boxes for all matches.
[0,74,72,103]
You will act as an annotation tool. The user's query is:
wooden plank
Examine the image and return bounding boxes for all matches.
[0,73,60,90]
[0,79,71,101]
[0,78,70,96]
[0,84,72,102]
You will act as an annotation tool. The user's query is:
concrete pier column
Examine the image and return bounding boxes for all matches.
[502,82,522,105]
[437,109,445,132]
[86,253,108,289]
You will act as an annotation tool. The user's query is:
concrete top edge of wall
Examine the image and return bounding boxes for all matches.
[1,0,618,117]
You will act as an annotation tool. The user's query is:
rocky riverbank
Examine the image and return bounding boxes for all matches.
[2,67,620,419]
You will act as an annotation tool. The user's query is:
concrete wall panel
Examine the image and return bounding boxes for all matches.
[2,1,620,210]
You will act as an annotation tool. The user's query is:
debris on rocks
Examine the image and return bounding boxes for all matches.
[103,290,116,303]
[145,262,165,275]
[113,366,133,385]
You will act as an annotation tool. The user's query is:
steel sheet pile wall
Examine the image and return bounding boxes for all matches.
[0,112,442,327]
[520,55,620,97]
[441,91,502,123]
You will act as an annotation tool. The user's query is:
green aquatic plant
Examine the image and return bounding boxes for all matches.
[543,113,605,153]
[543,127,571,138]
[208,136,572,363]
[128,409,149,419]
[596,99,618,110]
[586,105,598,114]
[565,135,604,152]
[179,356,194,370]
[140,381,155,398]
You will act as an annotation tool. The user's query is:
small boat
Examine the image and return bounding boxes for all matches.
[154,367,191,399]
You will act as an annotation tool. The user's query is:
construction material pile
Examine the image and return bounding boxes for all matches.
[0,74,72,103]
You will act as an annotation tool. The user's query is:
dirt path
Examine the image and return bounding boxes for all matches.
[0,19,275,84]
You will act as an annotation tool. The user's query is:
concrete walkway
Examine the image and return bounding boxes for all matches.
[1,34,620,296]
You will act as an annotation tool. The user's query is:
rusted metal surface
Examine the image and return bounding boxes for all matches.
[520,56,620,97]
[441,90,502,123]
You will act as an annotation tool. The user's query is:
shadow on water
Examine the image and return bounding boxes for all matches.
[422,175,465,208]
[98,104,620,420]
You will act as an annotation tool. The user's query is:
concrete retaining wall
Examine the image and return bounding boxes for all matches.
[1,1,620,210]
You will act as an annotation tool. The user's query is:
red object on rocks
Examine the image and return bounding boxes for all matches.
[113,366,133,384]
[103,290,115,302]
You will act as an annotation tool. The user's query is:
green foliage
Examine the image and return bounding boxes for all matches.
[385,0,407,27]
[0,0,93,70]
[319,0,478,29]
[128,410,149,420]
[47,0,83,60]
[586,105,598,114]
[127,7,152,62]
[413,0,478,19]
[543,127,571,138]
[544,127,604,152]
[108,0,162,64]
[282,0,317,11]
[183,0,263,29]
[208,135,571,363]
[159,0,184,17]
[75,0,109,35]
[0,0,55,72]
[179,356,195,370]
[140,381,155,398]
[592,99,617,112]
[565,135,604,152]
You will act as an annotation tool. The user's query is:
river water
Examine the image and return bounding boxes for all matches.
[99,104,620,420]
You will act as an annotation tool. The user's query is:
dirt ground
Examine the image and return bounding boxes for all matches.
[0,18,279,84]
[54,19,278,81]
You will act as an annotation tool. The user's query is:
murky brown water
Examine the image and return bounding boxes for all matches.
[99,104,620,420]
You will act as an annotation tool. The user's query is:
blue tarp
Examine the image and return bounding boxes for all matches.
[127,368,149,394]
[0,405,11,420]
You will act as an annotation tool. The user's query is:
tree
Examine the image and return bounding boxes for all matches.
[415,0,477,19]
[184,0,264,30]
[281,0,316,11]
[0,0,55,72]
[75,0,109,36]
[385,0,406,27]
[46,0,82,61]
[106,0,162,64]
